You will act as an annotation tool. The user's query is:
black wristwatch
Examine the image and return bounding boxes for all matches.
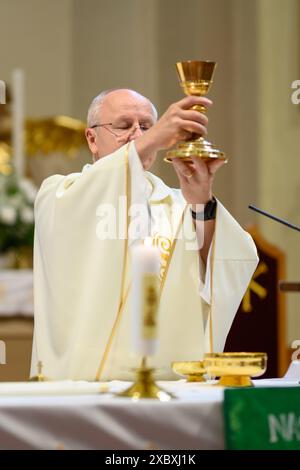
[191,197,217,221]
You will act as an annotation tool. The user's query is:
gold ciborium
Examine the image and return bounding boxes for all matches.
[172,361,206,382]
[203,352,267,387]
[165,60,227,163]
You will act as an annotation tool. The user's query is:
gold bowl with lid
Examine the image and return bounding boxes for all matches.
[203,352,267,387]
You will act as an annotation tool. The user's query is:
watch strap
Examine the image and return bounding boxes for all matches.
[191,197,217,221]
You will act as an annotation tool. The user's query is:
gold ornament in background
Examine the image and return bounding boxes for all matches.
[0,143,13,175]
[242,261,268,313]
[26,116,86,158]
[0,111,87,176]
[0,89,13,175]
[165,60,227,163]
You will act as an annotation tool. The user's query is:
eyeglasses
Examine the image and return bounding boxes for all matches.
[90,122,152,139]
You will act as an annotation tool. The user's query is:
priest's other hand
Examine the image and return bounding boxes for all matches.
[172,156,225,205]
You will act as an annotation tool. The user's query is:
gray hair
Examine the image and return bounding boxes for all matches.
[87,88,158,127]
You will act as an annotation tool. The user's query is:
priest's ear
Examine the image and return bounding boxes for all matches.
[85,127,99,157]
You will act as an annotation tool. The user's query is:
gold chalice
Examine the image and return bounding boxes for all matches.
[203,352,267,387]
[165,60,227,163]
[172,361,206,382]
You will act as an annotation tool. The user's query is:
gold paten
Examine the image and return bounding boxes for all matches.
[203,352,267,387]
[165,60,227,163]
[116,358,175,401]
[172,361,206,382]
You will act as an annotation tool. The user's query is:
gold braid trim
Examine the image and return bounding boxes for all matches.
[95,144,131,381]
[158,205,188,302]
[208,222,217,353]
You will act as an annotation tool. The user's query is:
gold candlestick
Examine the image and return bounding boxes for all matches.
[117,357,175,401]
[29,360,49,382]
[165,60,227,163]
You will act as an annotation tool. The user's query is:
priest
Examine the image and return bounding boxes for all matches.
[31,88,258,381]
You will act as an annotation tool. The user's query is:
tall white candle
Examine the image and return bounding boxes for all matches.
[12,69,25,178]
[131,238,160,356]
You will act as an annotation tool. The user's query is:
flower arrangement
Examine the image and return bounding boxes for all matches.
[0,171,37,267]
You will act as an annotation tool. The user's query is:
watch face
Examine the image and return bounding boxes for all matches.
[204,197,217,220]
[190,198,217,221]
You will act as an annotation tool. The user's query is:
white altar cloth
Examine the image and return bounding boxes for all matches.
[0,379,298,450]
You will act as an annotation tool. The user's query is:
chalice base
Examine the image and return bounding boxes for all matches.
[116,367,175,401]
[164,137,227,163]
[217,375,253,387]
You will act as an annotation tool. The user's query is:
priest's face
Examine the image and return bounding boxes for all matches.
[86,89,157,170]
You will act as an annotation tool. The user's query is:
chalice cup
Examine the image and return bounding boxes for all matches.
[165,60,227,163]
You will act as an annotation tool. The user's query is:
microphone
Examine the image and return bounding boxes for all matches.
[248,204,300,233]
[249,205,300,380]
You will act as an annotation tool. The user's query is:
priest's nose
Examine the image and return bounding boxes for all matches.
[128,125,143,141]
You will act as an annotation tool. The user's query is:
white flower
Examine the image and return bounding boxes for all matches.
[8,194,23,209]
[0,205,17,225]
[20,206,34,224]
[0,176,7,192]
[19,178,38,203]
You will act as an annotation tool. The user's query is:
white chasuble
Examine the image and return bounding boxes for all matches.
[31,142,258,381]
